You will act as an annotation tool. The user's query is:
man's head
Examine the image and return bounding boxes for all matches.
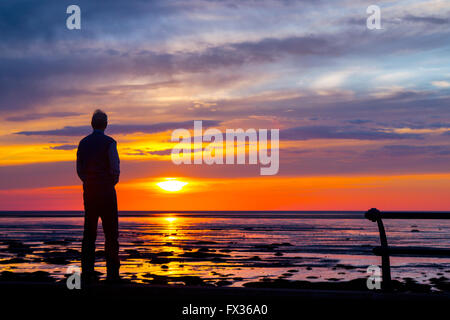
[91,109,107,130]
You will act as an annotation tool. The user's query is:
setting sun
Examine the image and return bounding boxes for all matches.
[156,179,188,192]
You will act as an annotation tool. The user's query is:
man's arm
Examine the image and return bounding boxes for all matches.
[76,143,85,182]
[109,141,120,185]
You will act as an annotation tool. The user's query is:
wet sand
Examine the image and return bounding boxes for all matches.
[1,213,450,293]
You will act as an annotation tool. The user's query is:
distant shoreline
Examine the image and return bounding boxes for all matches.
[0,210,449,218]
[0,210,365,219]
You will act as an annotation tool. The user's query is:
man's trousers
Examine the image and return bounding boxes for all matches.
[81,183,120,278]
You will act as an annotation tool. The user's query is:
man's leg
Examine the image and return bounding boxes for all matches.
[101,187,120,280]
[81,190,99,277]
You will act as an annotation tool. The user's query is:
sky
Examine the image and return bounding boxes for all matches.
[0,0,449,210]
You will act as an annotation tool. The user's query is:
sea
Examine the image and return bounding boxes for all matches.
[1,211,449,289]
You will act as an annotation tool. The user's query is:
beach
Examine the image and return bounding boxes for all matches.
[1,211,450,293]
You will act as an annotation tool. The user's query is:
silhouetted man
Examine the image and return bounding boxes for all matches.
[77,109,120,283]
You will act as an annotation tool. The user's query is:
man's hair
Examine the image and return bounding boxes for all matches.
[91,109,107,130]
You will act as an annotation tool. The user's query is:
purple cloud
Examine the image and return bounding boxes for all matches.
[376,145,450,157]
[15,120,221,136]
[6,112,81,122]
[281,126,423,141]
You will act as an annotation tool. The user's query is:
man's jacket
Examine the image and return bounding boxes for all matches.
[77,130,120,186]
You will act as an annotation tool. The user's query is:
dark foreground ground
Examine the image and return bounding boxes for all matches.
[1,280,449,318]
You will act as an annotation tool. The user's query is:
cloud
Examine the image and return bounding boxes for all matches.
[0,34,338,112]
[123,148,173,156]
[15,120,221,136]
[0,158,263,190]
[17,126,91,137]
[390,122,450,130]
[403,15,449,25]
[0,0,186,48]
[376,145,450,156]
[375,72,413,83]
[146,149,174,156]
[1,6,449,114]
[49,144,78,151]
[431,81,450,88]
[311,70,354,89]
[347,119,372,125]
[281,126,423,141]
[5,112,81,122]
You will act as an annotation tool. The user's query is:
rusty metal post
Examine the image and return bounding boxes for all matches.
[365,208,392,291]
